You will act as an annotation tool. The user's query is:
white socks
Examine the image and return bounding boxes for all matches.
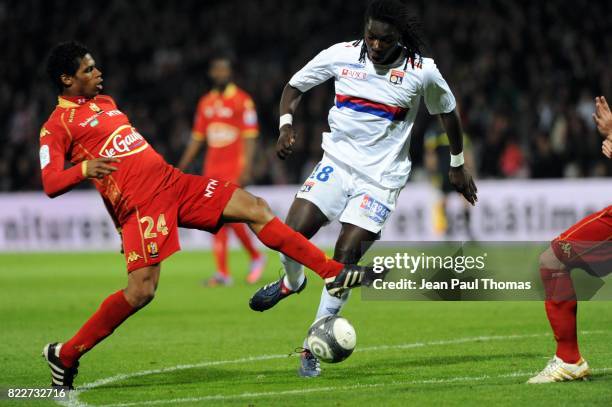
[280,253,305,291]
[303,287,350,348]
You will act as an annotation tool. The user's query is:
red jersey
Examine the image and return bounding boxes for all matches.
[192,83,258,182]
[39,95,181,225]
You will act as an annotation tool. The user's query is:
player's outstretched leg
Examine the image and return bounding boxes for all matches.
[221,190,381,309]
[527,248,590,384]
[43,265,160,389]
[250,199,328,311]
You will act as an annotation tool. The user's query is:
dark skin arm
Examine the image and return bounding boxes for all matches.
[276,84,303,159]
[439,110,478,205]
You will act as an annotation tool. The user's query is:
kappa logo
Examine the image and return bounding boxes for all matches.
[127,251,143,263]
[204,179,219,198]
[99,125,149,158]
[340,68,368,81]
[389,69,404,85]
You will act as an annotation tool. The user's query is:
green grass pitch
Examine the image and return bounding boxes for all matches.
[1,250,611,406]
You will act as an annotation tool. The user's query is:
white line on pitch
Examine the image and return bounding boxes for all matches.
[94,367,612,407]
[60,330,608,407]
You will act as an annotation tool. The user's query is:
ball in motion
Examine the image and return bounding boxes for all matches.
[306,315,356,363]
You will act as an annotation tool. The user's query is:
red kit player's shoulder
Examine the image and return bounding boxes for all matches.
[232,87,255,109]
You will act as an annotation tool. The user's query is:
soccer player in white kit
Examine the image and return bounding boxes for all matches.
[250,0,478,376]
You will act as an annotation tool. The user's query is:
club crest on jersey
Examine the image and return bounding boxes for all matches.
[389,69,404,85]
[99,125,148,158]
[89,103,102,113]
[300,181,315,193]
[359,195,391,225]
[559,241,572,258]
[340,68,367,81]
[147,242,159,258]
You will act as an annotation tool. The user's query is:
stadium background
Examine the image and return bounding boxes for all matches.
[2,0,611,191]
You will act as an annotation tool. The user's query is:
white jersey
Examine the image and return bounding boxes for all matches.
[289,41,456,188]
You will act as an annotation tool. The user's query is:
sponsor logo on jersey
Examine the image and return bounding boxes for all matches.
[79,113,100,127]
[39,145,50,169]
[204,179,219,198]
[206,122,240,147]
[127,251,143,263]
[99,125,149,158]
[105,109,123,117]
[359,194,391,225]
[243,109,258,126]
[147,242,159,258]
[300,181,315,193]
[340,68,368,81]
[90,119,99,127]
[89,103,102,113]
[389,69,404,85]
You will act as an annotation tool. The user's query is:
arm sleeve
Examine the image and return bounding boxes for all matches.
[288,46,337,92]
[39,119,86,198]
[241,96,259,138]
[422,59,457,115]
[191,98,207,141]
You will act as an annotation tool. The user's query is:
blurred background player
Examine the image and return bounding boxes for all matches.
[528,96,612,384]
[249,0,477,377]
[424,126,475,238]
[178,56,266,286]
[40,42,373,389]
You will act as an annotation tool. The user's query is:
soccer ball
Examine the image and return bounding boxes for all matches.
[306,315,356,363]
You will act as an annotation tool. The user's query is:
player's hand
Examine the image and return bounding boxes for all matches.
[276,125,296,160]
[85,157,120,179]
[449,166,478,206]
[593,96,612,138]
[603,137,612,159]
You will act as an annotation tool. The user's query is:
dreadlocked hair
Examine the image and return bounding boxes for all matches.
[353,0,426,70]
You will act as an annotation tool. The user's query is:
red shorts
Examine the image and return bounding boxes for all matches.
[121,173,238,272]
[551,205,612,275]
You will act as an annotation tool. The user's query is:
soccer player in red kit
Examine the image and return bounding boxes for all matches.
[40,42,377,389]
[528,96,612,383]
[178,57,265,286]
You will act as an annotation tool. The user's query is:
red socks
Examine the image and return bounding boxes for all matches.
[540,267,580,363]
[256,217,343,279]
[213,226,229,277]
[59,290,134,368]
[229,223,261,260]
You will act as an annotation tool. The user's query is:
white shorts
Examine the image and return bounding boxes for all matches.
[296,154,402,234]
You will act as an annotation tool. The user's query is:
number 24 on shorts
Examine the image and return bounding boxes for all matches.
[309,164,334,182]
[140,213,169,238]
